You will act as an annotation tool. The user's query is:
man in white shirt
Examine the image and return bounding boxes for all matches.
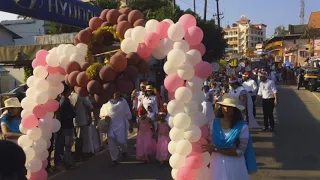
[242,72,258,117]
[256,71,278,132]
[131,82,147,122]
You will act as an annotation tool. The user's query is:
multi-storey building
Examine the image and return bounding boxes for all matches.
[224,16,267,55]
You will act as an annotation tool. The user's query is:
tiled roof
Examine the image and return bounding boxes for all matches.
[308,11,320,28]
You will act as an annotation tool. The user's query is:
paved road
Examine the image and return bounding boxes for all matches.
[49,86,320,180]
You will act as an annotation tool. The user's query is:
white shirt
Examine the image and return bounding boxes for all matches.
[258,79,277,99]
[242,79,258,96]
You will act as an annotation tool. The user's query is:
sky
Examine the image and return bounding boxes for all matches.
[0,0,319,38]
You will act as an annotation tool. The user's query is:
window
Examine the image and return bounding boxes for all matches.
[251,43,254,47]
[255,37,257,41]
[251,36,253,40]
[300,51,309,58]
[285,56,289,61]
[261,32,263,36]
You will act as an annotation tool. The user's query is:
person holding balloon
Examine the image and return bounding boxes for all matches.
[0,97,23,143]
[202,94,257,180]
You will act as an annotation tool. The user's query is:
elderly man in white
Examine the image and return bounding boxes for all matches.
[242,72,258,118]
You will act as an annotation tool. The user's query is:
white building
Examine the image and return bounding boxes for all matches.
[0,24,22,46]
[224,16,267,55]
[1,19,46,46]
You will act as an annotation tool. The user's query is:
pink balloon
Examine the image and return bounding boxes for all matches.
[32,58,47,68]
[156,21,170,39]
[194,61,212,79]
[36,50,49,59]
[144,32,161,49]
[200,125,209,138]
[191,137,207,153]
[184,26,204,46]
[164,74,184,92]
[58,66,67,75]
[21,114,38,129]
[44,99,59,112]
[137,43,152,58]
[42,160,48,169]
[185,152,203,169]
[178,14,197,31]
[190,43,206,56]
[30,168,48,180]
[177,167,196,180]
[168,92,175,100]
[141,56,152,62]
[45,65,60,74]
[33,105,47,118]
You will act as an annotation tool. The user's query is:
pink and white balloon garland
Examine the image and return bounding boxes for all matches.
[18,43,88,180]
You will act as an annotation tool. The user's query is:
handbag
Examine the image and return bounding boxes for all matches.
[98,117,111,133]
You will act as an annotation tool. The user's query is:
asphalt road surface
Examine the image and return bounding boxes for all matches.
[49,86,320,180]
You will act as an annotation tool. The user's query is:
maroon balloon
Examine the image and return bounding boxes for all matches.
[133,19,146,27]
[80,62,90,71]
[101,21,113,27]
[95,83,117,105]
[74,36,80,45]
[65,75,71,86]
[126,52,140,65]
[76,86,89,97]
[117,14,128,23]
[119,8,131,15]
[78,29,93,44]
[94,32,105,45]
[99,66,117,82]
[123,65,139,82]
[87,80,102,94]
[128,10,144,24]
[106,9,121,25]
[137,60,149,74]
[89,17,103,31]
[68,71,80,87]
[85,27,93,34]
[76,71,89,87]
[110,54,128,73]
[66,61,81,74]
[115,51,127,57]
[99,9,109,20]
[116,21,132,39]
[115,76,134,94]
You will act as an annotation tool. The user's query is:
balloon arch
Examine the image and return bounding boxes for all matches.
[18,7,212,180]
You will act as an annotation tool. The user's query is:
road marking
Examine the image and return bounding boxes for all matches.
[312,92,320,102]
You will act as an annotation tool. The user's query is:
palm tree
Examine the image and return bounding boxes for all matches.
[274,25,289,36]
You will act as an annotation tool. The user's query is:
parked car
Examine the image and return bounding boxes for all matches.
[0,84,27,107]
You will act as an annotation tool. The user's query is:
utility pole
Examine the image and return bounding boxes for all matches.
[213,0,223,28]
[172,0,176,9]
[193,0,196,14]
[204,0,207,21]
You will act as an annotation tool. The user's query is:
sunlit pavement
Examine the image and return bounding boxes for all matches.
[49,85,320,180]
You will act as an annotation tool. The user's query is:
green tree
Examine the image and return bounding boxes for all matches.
[93,0,120,9]
[44,21,81,35]
[274,25,289,36]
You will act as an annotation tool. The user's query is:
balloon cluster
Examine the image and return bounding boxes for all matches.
[150,14,212,180]
[18,49,66,180]
[67,8,149,105]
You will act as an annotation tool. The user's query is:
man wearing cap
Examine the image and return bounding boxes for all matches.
[131,82,147,122]
[256,71,278,132]
[242,72,258,117]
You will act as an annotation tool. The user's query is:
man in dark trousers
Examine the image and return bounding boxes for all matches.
[256,71,278,132]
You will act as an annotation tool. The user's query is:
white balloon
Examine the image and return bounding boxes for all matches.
[35,90,49,105]
[59,55,70,69]
[38,150,49,161]
[169,153,186,169]
[184,101,199,115]
[173,113,191,130]
[169,127,184,142]
[184,125,202,142]
[47,74,62,86]
[152,49,167,60]
[70,53,85,64]
[33,66,48,79]
[163,19,174,25]
[26,171,31,179]
[185,49,202,66]
[131,26,147,43]
[167,100,184,116]
[195,166,211,180]
[26,87,37,98]
[145,19,159,32]
[171,169,178,180]
[52,82,64,95]
[34,79,49,91]
[46,53,60,67]
[192,91,206,104]
[163,61,177,74]
[56,44,66,55]
[52,119,61,133]
[187,76,204,92]
[121,38,139,53]
[23,147,36,162]
[168,141,177,155]
[167,49,185,68]
[175,139,192,156]
[76,43,88,57]
[26,158,42,172]
[175,87,192,103]
[32,138,47,154]
[27,127,42,141]
[202,152,211,166]
[19,124,27,134]
[49,47,57,54]
[168,116,174,128]
[47,88,59,100]
[124,28,133,39]
[46,139,52,149]
[190,112,208,127]
[177,64,195,80]
[168,23,185,42]
[38,118,54,132]
[43,112,54,120]
[18,135,33,148]
[26,76,37,87]
[21,97,37,110]
[63,44,77,56]
[173,40,190,53]
[21,109,33,118]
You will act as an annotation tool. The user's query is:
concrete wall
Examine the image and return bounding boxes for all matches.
[0,67,24,93]
[0,29,14,46]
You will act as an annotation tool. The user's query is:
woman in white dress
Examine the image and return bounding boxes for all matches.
[100,92,132,166]
[202,85,215,122]
[139,85,158,128]
[203,94,257,180]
